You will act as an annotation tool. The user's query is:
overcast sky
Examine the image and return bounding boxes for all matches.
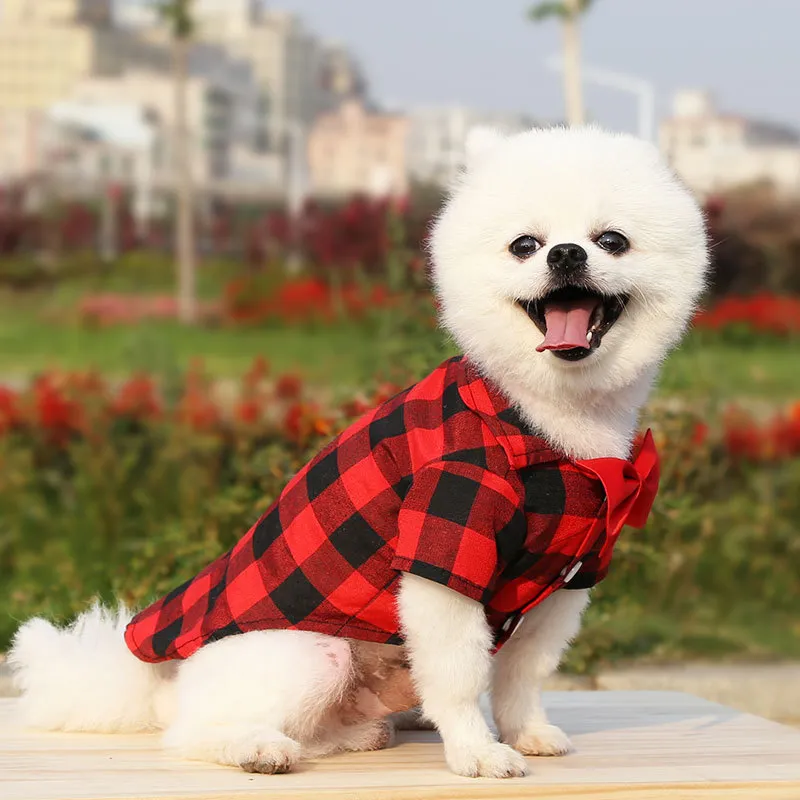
[121,1,800,134]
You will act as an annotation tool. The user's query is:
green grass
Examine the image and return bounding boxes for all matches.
[656,337,800,403]
[0,312,425,386]
[566,604,800,673]
[1,254,798,402]
[1,292,798,403]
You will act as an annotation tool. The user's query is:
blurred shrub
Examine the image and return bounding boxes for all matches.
[706,189,800,298]
[5,182,800,301]
[567,405,800,670]
[1,186,435,289]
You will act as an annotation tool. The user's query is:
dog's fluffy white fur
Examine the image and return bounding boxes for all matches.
[8,126,708,779]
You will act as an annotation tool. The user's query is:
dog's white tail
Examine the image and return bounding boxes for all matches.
[8,603,176,733]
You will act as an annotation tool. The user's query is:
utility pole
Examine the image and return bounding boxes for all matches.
[562,0,585,126]
[529,0,595,127]
[283,120,307,275]
[157,0,198,324]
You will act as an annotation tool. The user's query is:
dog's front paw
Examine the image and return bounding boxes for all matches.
[512,723,573,757]
[239,737,302,774]
[446,741,529,778]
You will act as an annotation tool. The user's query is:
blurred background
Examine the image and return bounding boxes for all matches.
[0,0,798,711]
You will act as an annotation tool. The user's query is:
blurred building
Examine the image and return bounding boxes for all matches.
[0,112,43,179]
[3,0,111,25]
[189,0,366,206]
[0,0,280,195]
[0,0,168,114]
[64,71,229,188]
[660,90,800,197]
[66,54,276,193]
[307,98,409,198]
[0,0,168,180]
[114,0,366,199]
[191,0,366,135]
[43,99,161,226]
[407,107,539,187]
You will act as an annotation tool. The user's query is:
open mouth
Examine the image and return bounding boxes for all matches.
[518,286,629,362]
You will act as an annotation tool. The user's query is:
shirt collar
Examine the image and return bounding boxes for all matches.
[456,357,561,469]
[454,358,660,531]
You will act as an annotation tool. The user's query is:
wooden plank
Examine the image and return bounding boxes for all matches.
[2,691,800,800]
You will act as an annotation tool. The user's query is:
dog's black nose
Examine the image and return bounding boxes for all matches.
[547,243,588,272]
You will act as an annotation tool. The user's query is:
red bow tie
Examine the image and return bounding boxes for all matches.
[576,429,661,537]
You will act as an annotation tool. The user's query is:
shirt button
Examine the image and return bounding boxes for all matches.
[502,615,521,636]
[562,561,583,584]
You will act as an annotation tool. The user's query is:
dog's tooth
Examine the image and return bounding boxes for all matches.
[586,330,593,343]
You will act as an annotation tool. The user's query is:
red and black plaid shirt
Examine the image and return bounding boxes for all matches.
[125,357,659,662]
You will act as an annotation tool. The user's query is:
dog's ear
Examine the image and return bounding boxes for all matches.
[464,127,506,169]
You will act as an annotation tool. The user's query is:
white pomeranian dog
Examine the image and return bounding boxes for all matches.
[8,126,708,779]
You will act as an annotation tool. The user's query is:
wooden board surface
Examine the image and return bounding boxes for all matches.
[2,691,800,800]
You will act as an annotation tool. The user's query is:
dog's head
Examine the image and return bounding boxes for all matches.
[430,126,709,402]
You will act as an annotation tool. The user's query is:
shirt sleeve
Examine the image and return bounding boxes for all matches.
[391,460,523,604]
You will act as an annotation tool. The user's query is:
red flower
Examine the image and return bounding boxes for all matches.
[242,356,270,391]
[32,374,85,444]
[723,408,764,461]
[235,398,262,425]
[222,270,404,327]
[112,375,161,421]
[176,363,221,431]
[284,402,332,444]
[695,293,800,336]
[691,422,709,446]
[766,412,800,460]
[341,396,373,418]
[0,386,20,434]
[275,373,303,400]
[177,395,220,431]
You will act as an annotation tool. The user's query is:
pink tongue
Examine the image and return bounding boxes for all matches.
[536,299,599,352]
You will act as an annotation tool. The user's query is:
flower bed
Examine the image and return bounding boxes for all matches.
[79,294,222,326]
[694,293,800,337]
[77,286,800,341]
[223,276,401,325]
[0,360,410,450]
[75,277,411,328]
[2,362,798,460]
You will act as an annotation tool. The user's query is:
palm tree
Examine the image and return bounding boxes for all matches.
[155,0,197,324]
[529,0,595,127]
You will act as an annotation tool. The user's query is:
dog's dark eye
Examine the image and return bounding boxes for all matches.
[509,235,542,259]
[595,231,630,255]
